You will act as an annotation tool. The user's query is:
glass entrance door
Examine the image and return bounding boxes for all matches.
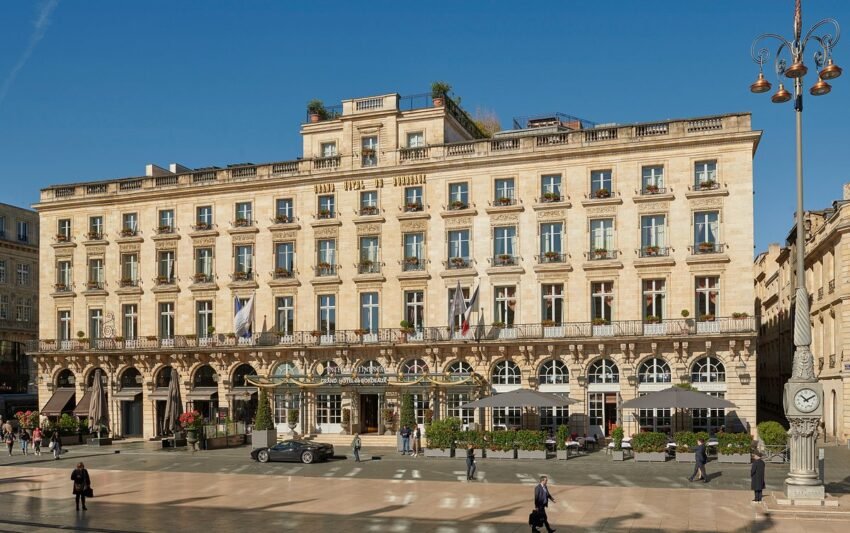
[121,398,143,436]
[588,392,618,438]
[360,394,379,433]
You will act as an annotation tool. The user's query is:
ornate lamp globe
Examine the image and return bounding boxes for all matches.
[771,83,793,103]
[810,77,832,96]
[784,60,809,78]
[819,58,842,80]
[750,72,773,93]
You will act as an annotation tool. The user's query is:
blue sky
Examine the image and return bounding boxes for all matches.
[1,0,849,252]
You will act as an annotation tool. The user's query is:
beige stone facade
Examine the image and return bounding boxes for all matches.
[755,183,850,443]
[31,92,760,440]
[0,203,39,417]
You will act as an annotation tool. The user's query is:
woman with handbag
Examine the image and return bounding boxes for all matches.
[71,462,91,511]
[32,427,43,456]
[50,430,62,460]
[4,430,14,456]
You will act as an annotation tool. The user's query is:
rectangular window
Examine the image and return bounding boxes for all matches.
[158,210,175,233]
[88,216,103,239]
[405,291,425,330]
[404,186,423,211]
[321,142,337,158]
[542,284,564,323]
[0,295,8,319]
[448,182,469,209]
[57,219,71,240]
[0,260,5,283]
[403,233,424,271]
[541,174,562,201]
[159,302,175,339]
[274,394,300,424]
[317,239,336,275]
[360,191,379,216]
[407,132,424,148]
[276,296,294,336]
[121,213,138,235]
[359,236,380,274]
[275,198,294,223]
[318,195,335,219]
[122,304,138,339]
[361,136,378,167]
[16,298,32,322]
[640,215,666,256]
[235,245,253,278]
[494,286,516,326]
[539,223,563,261]
[695,276,719,319]
[643,279,666,320]
[196,301,214,338]
[694,160,717,188]
[318,294,336,335]
[195,248,213,281]
[360,292,379,333]
[57,310,71,341]
[196,206,213,228]
[89,309,103,340]
[446,393,474,426]
[641,165,664,193]
[16,264,29,286]
[447,229,470,268]
[540,407,570,431]
[16,221,28,242]
[56,260,72,289]
[590,218,614,257]
[590,169,612,197]
[316,393,342,424]
[157,251,176,282]
[235,202,253,224]
[274,242,295,276]
[638,401,671,433]
[0,216,5,237]
[693,392,725,434]
[121,253,139,285]
[493,226,517,262]
[494,178,515,205]
[694,211,719,251]
[591,281,614,322]
[493,407,521,428]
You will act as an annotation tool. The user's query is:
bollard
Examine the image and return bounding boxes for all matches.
[818,448,825,485]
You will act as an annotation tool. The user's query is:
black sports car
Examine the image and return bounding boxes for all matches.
[250,439,335,464]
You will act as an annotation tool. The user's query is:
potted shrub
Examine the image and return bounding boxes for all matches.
[431,81,451,107]
[157,225,173,234]
[287,408,299,436]
[449,200,468,210]
[317,262,332,274]
[383,408,396,435]
[542,191,560,202]
[594,188,611,199]
[311,330,322,339]
[486,430,516,459]
[194,221,210,231]
[252,388,277,449]
[611,425,626,461]
[179,410,204,451]
[757,421,788,463]
[425,417,460,457]
[307,99,327,123]
[541,319,556,328]
[274,267,292,278]
[556,424,571,460]
[515,430,546,459]
[360,205,379,216]
[56,233,70,242]
[632,431,668,462]
[699,179,716,190]
[86,231,103,240]
[681,309,690,318]
[341,408,350,435]
[718,432,753,463]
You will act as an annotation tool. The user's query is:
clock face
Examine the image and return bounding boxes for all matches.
[793,388,820,413]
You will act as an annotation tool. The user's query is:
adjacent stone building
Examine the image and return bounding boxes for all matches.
[0,203,39,418]
[31,91,760,440]
[755,183,850,443]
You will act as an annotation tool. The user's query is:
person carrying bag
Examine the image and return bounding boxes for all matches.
[71,462,92,511]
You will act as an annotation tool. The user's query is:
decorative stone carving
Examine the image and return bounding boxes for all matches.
[690,198,724,208]
[585,206,617,216]
[314,226,339,238]
[490,213,518,224]
[54,248,74,258]
[192,236,216,246]
[118,243,141,252]
[536,209,566,220]
[787,417,819,438]
[87,246,106,255]
[445,216,473,228]
[637,202,670,213]
[400,220,428,232]
[272,230,298,241]
[357,223,382,235]
[154,240,177,250]
[231,233,255,243]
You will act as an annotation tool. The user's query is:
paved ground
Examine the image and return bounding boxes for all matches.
[0,441,848,532]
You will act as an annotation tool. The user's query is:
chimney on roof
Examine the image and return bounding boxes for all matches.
[145,164,172,177]
[170,163,192,174]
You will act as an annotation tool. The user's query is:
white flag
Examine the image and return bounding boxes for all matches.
[449,281,466,332]
[233,294,255,338]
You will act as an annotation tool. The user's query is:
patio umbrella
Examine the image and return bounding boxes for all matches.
[460,388,579,409]
[620,387,737,410]
[162,368,183,435]
[88,369,108,439]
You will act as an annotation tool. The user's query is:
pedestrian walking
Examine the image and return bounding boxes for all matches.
[4,429,14,456]
[412,426,421,457]
[465,443,477,481]
[688,438,709,483]
[751,451,766,503]
[50,430,62,460]
[71,462,91,511]
[351,432,362,462]
[531,475,556,533]
[400,425,411,455]
[32,427,43,456]
[19,429,30,455]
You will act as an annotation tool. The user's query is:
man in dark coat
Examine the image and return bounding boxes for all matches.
[688,438,708,483]
[532,475,556,533]
[400,425,411,455]
[751,451,766,503]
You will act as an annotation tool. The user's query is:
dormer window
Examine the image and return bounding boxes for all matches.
[321,142,337,158]
[407,132,425,148]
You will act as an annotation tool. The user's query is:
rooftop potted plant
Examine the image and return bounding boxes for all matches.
[360,205,379,216]
[86,231,103,240]
[274,267,292,278]
[317,262,332,274]
[594,188,611,199]
[311,330,322,339]
[56,233,70,242]
[491,321,505,329]
[194,221,210,230]
[307,99,328,123]
[157,225,173,234]
[541,319,556,327]
[430,81,451,107]
[632,431,668,462]
[404,256,420,266]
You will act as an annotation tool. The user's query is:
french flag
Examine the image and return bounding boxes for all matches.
[461,285,479,337]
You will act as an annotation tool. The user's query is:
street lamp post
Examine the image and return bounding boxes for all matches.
[750,0,841,502]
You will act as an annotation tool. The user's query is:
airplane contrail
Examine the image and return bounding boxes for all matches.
[0,0,60,108]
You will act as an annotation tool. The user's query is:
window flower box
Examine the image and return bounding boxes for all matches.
[86,232,103,240]
[541,192,560,203]
[274,268,292,278]
[497,254,513,265]
[119,228,137,237]
[317,209,332,219]
[233,271,248,281]
[404,256,420,266]
[274,215,292,224]
[55,234,70,242]
[496,197,513,206]
[449,200,468,210]
[193,273,211,283]
[697,242,715,253]
[157,225,174,234]
[698,180,716,190]
[644,245,660,256]
[594,248,609,259]
[194,222,211,231]
[594,188,611,199]
[543,251,561,262]
[360,206,379,216]
[405,202,423,212]
[644,184,660,194]
[234,218,251,227]
[450,257,468,268]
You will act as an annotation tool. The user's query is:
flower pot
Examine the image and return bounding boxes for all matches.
[611,450,625,461]
[252,429,278,449]
[310,113,320,123]
[432,97,444,107]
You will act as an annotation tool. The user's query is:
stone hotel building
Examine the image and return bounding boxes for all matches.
[32,91,760,440]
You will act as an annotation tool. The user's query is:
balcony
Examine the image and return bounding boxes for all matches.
[587,249,618,261]
[399,147,430,162]
[26,316,758,354]
[313,156,341,170]
[639,246,670,258]
[818,287,824,301]
[402,257,425,272]
[537,252,567,264]
[691,242,725,255]
[446,257,471,270]
[357,261,381,275]
[314,264,338,277]
[491,254,519,267]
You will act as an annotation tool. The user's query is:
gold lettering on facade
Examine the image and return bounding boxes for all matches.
[314,183,335,193]
[344,180,366,191]
[393,174,426,186]
[374,178,384,188]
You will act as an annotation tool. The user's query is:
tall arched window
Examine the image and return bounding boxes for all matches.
[357,359,384,375]
[690,357,725,383]
[193,364,218,387]
[638,358,671,384]
[273,362,299,377]
[401,359,428,381]
[154,366,174,389]
[538,360,569,384]
[119,367,142,389]
[447,360,473,382]
[492,360,521,385]
[56,369,76,388]
[587,359,619,384]
[232,364,257,387]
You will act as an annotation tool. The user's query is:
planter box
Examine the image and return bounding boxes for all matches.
[205,434,246,450]
[87,437,113,446]
[424,448,453,458]
[59,434,83,446]
[556,449,568,460]
[676,452,696,463]
[517,449,547,459]
[634,452,667,462]
[486,449,516,459]
[611,450,626,461]
[251,429,278,449]
[718,453,751,464]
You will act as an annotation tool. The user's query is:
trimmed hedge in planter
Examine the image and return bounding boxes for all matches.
[674,430,709,462]
[424,447,453,458]
[632,431,668,462]
[717,432,752,463]
[425,417,460,454]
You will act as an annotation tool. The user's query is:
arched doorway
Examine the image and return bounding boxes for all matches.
[189,364,219,422]
[117,367,143,436]
[230,364,258,425]
[586,358,619,438]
